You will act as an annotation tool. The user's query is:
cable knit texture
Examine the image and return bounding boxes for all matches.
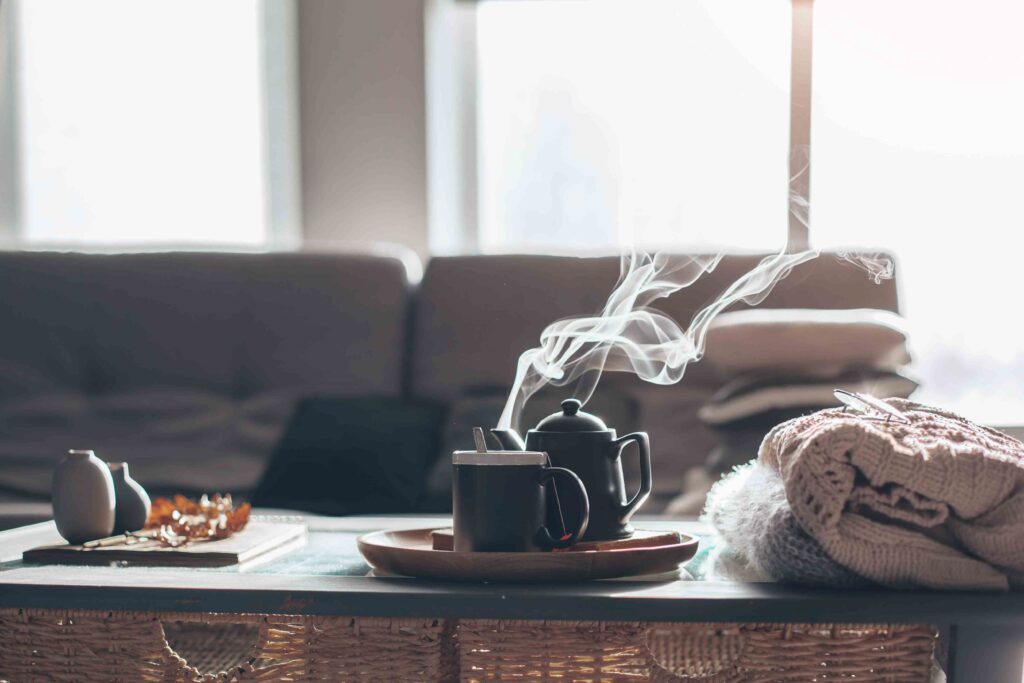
[760,399,1024,590]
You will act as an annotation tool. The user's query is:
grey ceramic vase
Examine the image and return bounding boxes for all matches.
[51,449,116,544]
[108,462,151,534]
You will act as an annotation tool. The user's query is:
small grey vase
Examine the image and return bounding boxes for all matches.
[51,449,116,544]
[108,462,151,534]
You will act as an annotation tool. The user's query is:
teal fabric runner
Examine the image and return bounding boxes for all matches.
[1,521,726,581]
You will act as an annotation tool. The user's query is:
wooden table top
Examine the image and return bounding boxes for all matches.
[2,514,1022,625]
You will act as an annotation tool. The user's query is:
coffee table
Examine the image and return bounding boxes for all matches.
[0,514,1021,681]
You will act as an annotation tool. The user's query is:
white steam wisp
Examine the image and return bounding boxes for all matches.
[496,155,894,430]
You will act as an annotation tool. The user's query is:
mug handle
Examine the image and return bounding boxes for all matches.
[535,467,590,549]
[614,432,652,525]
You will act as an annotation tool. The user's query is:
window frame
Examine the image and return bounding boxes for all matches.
[0,0,19,244]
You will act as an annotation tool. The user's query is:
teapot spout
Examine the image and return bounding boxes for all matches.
[490,428,526,451]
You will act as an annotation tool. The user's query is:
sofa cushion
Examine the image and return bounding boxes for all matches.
[0,251,411,398]
[0,251,414,499]
[411,254,900,402]
[0,388,300,497]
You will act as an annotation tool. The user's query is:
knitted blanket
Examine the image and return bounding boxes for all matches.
[705,462,870,587]
[760,399,1024,590]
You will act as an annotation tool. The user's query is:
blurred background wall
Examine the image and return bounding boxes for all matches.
[297,0,429,258]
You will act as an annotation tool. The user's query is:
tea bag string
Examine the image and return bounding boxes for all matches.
[542,452,570,540]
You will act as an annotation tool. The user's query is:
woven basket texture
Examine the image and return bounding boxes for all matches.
[0,609,453,682]
[644,623,937,683]
[0,609,936,682]
[458,620,937,683]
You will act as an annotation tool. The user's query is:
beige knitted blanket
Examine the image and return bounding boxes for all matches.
[760,399,1024,590]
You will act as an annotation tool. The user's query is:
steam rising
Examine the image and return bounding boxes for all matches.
[497,156,894,430]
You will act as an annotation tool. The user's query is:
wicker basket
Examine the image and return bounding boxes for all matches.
[0,609,455,682]
[0,609,937,682]
[458,619,649,681]
[459,620,938,682]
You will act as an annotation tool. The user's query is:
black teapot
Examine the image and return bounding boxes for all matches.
[492,398,652,541]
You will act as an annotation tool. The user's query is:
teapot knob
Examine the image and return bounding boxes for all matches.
[561,398,582,416]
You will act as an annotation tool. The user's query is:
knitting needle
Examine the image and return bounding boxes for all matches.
[833,389,909,424]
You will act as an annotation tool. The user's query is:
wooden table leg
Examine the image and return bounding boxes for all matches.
[948,623,1024,683]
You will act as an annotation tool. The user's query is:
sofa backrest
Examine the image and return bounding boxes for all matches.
[411,254,898,400]
[0,249,898,505]
[0,251,412,399]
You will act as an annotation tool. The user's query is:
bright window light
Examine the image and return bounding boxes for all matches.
[812,0,1024,423]
[477,0,1024,424]
[14,0,268,246]
[476,0,791,253]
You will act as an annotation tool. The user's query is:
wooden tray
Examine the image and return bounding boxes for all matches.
[357,527,699,582]
[23,520,307,568]
[429,528,683,553]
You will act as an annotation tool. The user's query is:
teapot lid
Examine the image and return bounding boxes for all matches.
[534,399,608,432]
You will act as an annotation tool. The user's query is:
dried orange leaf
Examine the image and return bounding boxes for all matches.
[144,493,250,547]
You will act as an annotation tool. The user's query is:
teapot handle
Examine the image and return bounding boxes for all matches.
[613,432,652,525]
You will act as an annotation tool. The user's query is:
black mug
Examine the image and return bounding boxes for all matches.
[452,450,589,552]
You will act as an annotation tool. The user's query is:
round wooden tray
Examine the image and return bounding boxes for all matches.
[356,527,699,582]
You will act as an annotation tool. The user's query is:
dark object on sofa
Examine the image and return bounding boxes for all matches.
[251,397,444,515]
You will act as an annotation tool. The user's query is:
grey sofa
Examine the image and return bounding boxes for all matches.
[0,250,897,521]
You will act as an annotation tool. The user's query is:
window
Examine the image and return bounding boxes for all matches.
[432,0,1024,424]
[812,0,1024,423]
[0,0,298,248]
[475,0,791,253]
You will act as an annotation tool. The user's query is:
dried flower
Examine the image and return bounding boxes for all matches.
[145,493,251,547]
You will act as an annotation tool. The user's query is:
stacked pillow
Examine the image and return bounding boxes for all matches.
[699,308,917,474]
[666,309,916,516]
[699,308,910,374]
